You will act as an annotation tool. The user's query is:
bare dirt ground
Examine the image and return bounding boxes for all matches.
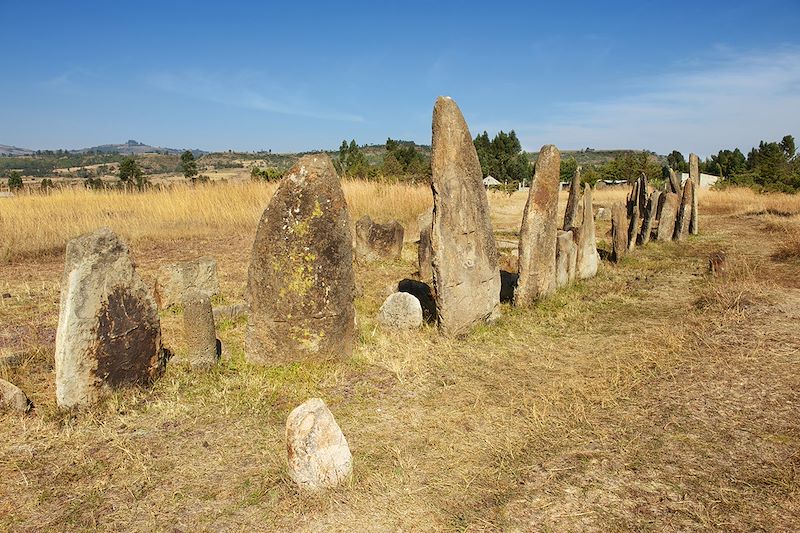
[1,195,799,532]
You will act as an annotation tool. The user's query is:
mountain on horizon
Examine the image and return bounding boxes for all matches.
[0,140,204,156]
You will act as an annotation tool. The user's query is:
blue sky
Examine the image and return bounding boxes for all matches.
[1,0,799,157]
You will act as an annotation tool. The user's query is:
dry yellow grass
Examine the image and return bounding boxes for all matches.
[0,180,431,262]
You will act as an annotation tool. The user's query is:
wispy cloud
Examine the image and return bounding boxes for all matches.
[512,46,800,157]
[147,70,365,123]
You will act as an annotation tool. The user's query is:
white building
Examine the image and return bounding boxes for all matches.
[483,175,501,188]
[681,173,719,189]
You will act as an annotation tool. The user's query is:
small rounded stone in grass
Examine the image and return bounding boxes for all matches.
[286,398,352,491]
[377,292,423,330]
[0,378,32,413]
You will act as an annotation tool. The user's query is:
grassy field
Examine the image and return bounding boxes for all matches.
[1,183,800,531]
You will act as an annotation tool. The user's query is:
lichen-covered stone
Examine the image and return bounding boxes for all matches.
[673,180,693,241]
[516,144,560,305]
[430,96,500,335]
[246,154,355,363]
[155,257,219,309]
[377,292,423,330]
[354,215,404,262]
[656,193,680,241]
[183,291,219,368]
[55,228,165,408]
[286,398,352,491]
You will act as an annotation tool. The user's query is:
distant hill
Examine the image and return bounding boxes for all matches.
[71,140,204,156]
[0,144,34,156]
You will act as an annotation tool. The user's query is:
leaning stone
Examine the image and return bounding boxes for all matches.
[0,378,31,413]
[55,228,165,408]
[656,193,680,241]
[183,292,219,368]
[155,257,219,309]
[556,230,577,288]
[246,154,355,363]
[286,398,352,491]
[611,203,628,263]
[430,96,500,335]
[668,167,682,195]
[417,208,433,281]
[377,292,423,330]
[563,166,581,231]
[627,197,641,251]
[639,190,661,245]
[637,174,649,219]
[673,180,693,241]
[516,144,560,306]
[354,215,404,263]
[574,185,600,279]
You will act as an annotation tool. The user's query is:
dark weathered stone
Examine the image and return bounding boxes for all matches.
[183,292,219,368]
[627,199,641,251]
[155,257,219,309]
[516,144,560,306]
[430,96,500,334]
[656,193,680,241]
[638,174,648,219]
[397,279,437,323]
[639,190,661,245]
[611,203,628,263]
[556,230,577,288]
[673,179,693,241]
[563,166,581,231]
[574,185,600,279]
[0,378,31,413]
[417,208,433,281]
[55,228,165,408]
[354,215,404,263]
[246,154,355,363]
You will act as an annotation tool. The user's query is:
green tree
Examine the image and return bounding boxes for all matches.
[118,157,146,189]
[180,150,198,180]
[666,150,688,172]
[560,156,578,183]
[381,152,403,177]
[7,171,23,191]
[780,135,796,161]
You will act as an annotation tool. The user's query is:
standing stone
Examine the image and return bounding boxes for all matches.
[555,230,577,288]
[430,96,500,335]
[574,185,600,279]
[55,228,165,408]
[611,203,628,263]
[668,167,682,195]
[183,291,219,368]
[689,153,700,235]
[155,257,219,309]
[656,193,680,241]
[673,180,694,241]
[515,144,561,306]
[417,208,433,281]
[637,174,649,219]
[627,198,641,251]
[246,154,355,363]
[563,166,581,231]
[0,378,31,413]
[639,190,661,245]
[377,292,423,330]
[286,398,352,491]
[354,215,404,263]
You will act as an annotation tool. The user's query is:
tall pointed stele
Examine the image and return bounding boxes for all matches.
[515,144,561,306]
[246,154,356,363]
[430,96,500,336]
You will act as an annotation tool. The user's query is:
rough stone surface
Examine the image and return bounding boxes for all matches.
[0,378,31,413]
[574,185,600,279]
[377,292,423,330]
[639,190,661,245]
[656,193,680,241]
[183,292,219,368]
[246,154,356,363]
[417,208,433,281]
[673,180,694,241]
[595,207,610,220]
[286,398,352,491]
[516,144,561,306]
[155,257,219,309]
[397,279,437,323]
[55,228,165,408]
[354,215,404,263]
[212,303,249,322]
[689,153,700,235]
[430,96,500,335]
[556,230,577,288]
[668,167,682,195]
[563,167,581,231]
[611,203,628,263]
